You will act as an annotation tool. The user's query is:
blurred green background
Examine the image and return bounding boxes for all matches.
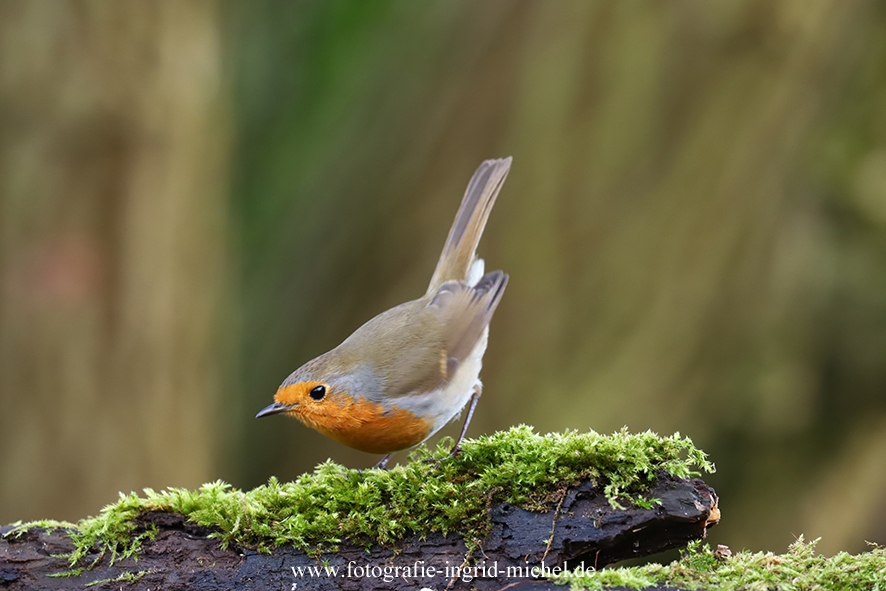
[2,0,885,558]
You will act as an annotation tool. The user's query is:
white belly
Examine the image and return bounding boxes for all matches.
[390,327,488,441]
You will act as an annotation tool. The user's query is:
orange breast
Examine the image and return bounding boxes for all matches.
[283,388,432,454]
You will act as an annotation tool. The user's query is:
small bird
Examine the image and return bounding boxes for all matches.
[256,158,511,469]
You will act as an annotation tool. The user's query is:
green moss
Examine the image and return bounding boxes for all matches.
[84,570,150,587]
[4,519,75,532]
[4,426,712,569]
[559,538,886,590]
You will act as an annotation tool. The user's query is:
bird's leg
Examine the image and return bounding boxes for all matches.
[450,383,482,457]
[422,384,482,467]
[374,453,393,470]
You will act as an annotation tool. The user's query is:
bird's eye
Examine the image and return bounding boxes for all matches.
[309,385,326,401]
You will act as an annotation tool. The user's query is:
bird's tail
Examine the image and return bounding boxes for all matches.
[427,157,512,293]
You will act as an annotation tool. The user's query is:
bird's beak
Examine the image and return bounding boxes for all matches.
[255,401,292,418]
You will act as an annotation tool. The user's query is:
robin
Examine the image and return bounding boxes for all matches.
[256,158,511,469]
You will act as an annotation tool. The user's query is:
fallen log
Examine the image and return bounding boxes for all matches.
[1,428,719,590]
[1,473,717,590]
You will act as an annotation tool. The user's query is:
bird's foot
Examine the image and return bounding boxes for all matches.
[373,453,393,470]
[422,445,464,468]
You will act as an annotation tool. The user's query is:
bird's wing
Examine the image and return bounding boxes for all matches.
[428,270,509,372]
[337,271,507,400]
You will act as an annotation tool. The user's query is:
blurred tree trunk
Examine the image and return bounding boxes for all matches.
[0,1,230,522]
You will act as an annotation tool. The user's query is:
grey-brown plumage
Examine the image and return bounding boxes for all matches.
[258,158,512,467]
[327,157,511,397]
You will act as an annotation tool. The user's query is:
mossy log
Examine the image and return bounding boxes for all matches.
[0,473,717,591]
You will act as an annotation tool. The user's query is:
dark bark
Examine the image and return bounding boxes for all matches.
[0,474,717,590]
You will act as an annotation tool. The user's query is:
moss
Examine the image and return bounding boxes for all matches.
[559,538,886,590]
[5,519,76,530]
[4,426,712,569]
[84,570,150,587]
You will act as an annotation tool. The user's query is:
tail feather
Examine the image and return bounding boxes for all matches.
[427,157,512,293]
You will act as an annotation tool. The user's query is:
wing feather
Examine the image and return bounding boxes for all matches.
[429,270,508,367]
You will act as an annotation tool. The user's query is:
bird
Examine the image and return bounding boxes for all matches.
[256,157,511,469]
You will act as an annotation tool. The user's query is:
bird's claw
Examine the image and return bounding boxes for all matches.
[422,445,464,468]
